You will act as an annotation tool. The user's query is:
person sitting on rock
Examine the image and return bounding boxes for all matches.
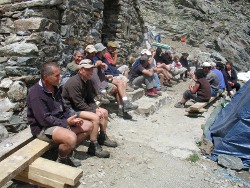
[154,48,173,86]
[171,55,187,81]
[103,41,129,77]
[92,43,138,119]
[175,69,211,108]
[179,52,190,81]
[62,59,118,158]
[202,62,220,97]
[210,61,226,93]
[63,48,112,105]
[100,42,134,92]
[27,62,93,167]
[128,56,160,97]
[222,61,241,97]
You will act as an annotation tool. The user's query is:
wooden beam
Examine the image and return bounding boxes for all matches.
[26,157,83,186]
[15,172,64,188]
[0,139,51,187]
[0,128,34,161]
[190,97,217,111]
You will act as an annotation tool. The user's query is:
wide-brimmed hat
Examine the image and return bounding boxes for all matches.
[85,45,97,53]
[94,43,106,52]
[78,59,95,69]
[107,41,118,48]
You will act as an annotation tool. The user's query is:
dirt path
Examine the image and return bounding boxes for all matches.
[74,80,249,188]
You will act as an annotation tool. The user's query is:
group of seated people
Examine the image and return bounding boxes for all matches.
[175,61,241,108]
[26,40,241,168]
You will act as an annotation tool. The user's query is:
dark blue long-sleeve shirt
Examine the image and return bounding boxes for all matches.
[93,55,121,77]
[27,80,71,136]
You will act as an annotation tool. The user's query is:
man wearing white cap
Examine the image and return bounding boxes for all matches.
[64,48,112,105]
[202,62,220,96]
[210,61,226,92]
[62,59,117,158]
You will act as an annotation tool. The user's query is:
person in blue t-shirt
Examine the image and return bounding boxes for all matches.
[210,62,226,93]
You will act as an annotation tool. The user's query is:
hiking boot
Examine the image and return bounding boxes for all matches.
[174,102,185,108]
[56,156,81,167]
[160,86,167,92]
[182,78,187,82]
[117,108,132,120]
[153,87,162,96]
[123,100,138,112]
[87,141,110,158]
[95,94,110,105]
[163,82,173,87]
[98,132,118,148]
[147,88,158,97]
[126,84,134,92]
[105,93,116,101]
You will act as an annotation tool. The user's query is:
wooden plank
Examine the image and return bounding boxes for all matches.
[186,108,207,113]
[15,175,83,188]
[0,139,51,187]
[0,128,34,161]
[27,157,83,186]
[15,172,64,188]
[190,97,216,111]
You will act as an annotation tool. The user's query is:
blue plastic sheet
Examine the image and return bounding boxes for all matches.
[207,80,250,167]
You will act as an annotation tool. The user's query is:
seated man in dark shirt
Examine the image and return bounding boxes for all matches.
[129,56,159,97]
[27,62,93,167]
[223,61,241,96]
[62,59,118,158]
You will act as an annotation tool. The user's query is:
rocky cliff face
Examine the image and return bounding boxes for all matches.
[139,0,250,71]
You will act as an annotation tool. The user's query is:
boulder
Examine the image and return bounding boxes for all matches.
[218,154,245,171]
[7,81,27,102]
[0,125,8,142]
[0,78,13,89]
[0,42,38,56]
[0,97,16,112]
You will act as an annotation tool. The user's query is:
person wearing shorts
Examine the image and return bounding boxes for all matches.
[27,62,93,167]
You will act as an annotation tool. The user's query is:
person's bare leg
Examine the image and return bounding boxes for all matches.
[112,79,126,98]
[52,127,78,157]
[96,107,108,133]
[78,111,100,142]
[70,119,93,144]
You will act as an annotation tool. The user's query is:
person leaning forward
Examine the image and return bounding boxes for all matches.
[62,59,118,158]
[26,62,93,167]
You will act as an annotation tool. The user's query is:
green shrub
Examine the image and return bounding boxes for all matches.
[186,153,200,162]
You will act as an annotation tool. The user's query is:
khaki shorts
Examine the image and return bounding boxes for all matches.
[36,126,57,143]
[106,83,115,93]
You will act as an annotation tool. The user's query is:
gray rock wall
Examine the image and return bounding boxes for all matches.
[0,0,144,132]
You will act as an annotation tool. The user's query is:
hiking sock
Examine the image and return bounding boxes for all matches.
[122,96,128,101]
[100,89,107,94]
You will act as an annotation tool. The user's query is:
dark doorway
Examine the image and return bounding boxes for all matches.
[102,0,120,44]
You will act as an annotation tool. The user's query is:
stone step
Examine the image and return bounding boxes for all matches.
[127,88,145,102]
[132,92,170,117]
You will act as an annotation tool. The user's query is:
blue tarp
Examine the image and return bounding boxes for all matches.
[207,80,250,167]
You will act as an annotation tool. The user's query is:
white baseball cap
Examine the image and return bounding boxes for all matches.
[140,49,152,56]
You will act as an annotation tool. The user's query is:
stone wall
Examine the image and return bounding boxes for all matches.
[0,0,144,135]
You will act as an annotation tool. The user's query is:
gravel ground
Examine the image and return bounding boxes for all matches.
[71,80,249,188]
[6,38,250,188]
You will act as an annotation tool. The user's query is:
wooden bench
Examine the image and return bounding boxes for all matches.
[15,157,83,188]
[0,128,83,188]
[186,92,224,116]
